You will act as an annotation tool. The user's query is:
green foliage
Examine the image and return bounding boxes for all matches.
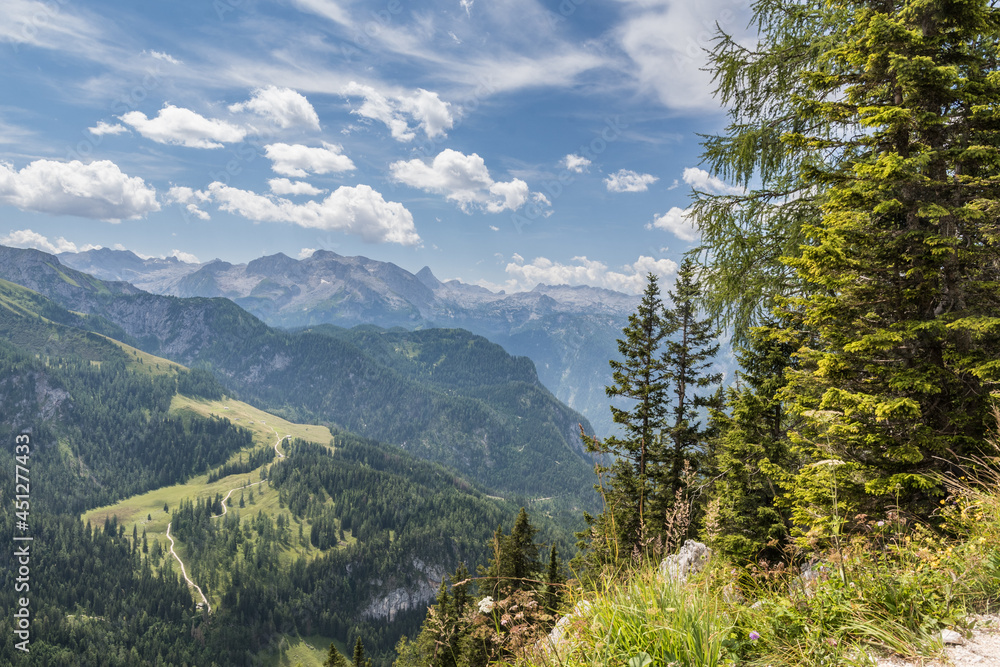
[540,566,733,667]
[583,266,721,566]
[325,642,350,667]
[694,0,1000,541]
[705,327,799,562]
[399,509,558,667]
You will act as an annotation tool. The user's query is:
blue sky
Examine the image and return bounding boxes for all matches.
[0,0,751,294]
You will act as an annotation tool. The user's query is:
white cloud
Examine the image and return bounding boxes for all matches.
[0,159,159,222]
[207,182,420,245]
[0,229,101,255]
[268,178,327,196]
[489,225,499,232]
[561,154,591,173]
[343,82,454,142]
[119,104,246,149]
[145,50,182,65]
[263,142,355,177]
[390,149,543,214]
[682,166,743,195]
[88,121,129,136]
[604,169,658,193]
[298,247,317,259]
[229,86,321,131]
[616,0,754,112]
[650,206,698,241]
[503,254,678,294]
[170,249,200,263]
[165,186,211,220]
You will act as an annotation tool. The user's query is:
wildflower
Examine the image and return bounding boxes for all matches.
[749,631,760,641]
[478,597,495,614]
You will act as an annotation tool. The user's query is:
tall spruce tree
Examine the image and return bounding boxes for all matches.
[352,637,372,667]
[585,273,669,559]
[695,0,1000,533]
[480,508,541,598]
[656,257,723,505]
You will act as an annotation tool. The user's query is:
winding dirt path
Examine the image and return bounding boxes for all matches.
[166,522,211,612]
[166,430,289,612]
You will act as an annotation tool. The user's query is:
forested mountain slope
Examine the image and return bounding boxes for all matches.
[0,277,578,665]
[0,244,598,505]
[60,247,636,435]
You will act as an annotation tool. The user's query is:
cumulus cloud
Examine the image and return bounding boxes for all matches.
[88,121,129,136]
[503,254,678,294]
[682,166,743,195]
[298,247,317,259]
[206,182,420,245]
[0,159,159,222]
[0,229,101,255]
[616,0,754,112]
[165,185,211,220]
[170,249,200,263]
[343,82,454,142]
[604,169,658,193]
[649,206,698,241]
[229,86,321,131]
[390,149,542,214]
[119,104,246,149]
[264,142,355,177]
[561,154,591,173]
[268,178,327,196]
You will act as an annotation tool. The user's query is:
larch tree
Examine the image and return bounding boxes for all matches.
[694,0,1000,536]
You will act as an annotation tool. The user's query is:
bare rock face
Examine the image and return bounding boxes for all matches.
[361,558,447,622]
[658,540,712,582]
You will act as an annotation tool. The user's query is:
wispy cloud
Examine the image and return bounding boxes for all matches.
[343,82,454,141]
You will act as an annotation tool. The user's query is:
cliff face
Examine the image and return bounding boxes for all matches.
[362,559,447,622]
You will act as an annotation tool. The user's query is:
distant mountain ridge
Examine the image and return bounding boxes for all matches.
[60,247,639,435]
[0,244,597,505]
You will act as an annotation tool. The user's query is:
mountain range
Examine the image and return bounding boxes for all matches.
[0,244,597,505]
[59,247,639,436]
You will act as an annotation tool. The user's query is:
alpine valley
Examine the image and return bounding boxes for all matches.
[0,243,605,666]
[58,247,639,438]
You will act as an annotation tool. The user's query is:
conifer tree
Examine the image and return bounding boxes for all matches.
[655,257,722,509]
[706,326,799,561]
[352,637,372,667]
[694,0,1000,531]
[480,508,540,598]
[324,642,349,667]
[543,545,564,617]
[585,273,669,558]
